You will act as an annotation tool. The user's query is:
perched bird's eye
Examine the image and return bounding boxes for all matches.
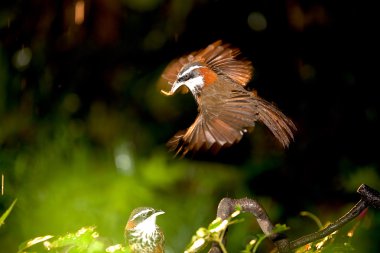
[146,210,154,217]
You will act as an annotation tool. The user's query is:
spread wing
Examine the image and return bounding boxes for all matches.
[167,80,296,156]
[162,40,253,88]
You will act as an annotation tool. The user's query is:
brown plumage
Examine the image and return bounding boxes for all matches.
[161,40,296,156]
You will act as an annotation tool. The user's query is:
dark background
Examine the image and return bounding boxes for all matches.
[1,0,379,252]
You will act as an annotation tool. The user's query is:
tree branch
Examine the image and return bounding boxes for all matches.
[208,184,380,253]
[289,198,367,249]
[289,184,380,249]
[208,197,289,253]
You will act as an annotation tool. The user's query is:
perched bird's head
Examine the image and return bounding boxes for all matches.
[125,207,165,253]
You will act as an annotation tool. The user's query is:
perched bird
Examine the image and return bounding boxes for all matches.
[161,40,296,156]
[125,207,165,253]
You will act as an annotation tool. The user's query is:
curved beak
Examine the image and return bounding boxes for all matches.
[160,81,182,96]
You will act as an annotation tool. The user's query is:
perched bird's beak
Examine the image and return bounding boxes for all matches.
[160,81,182,96]
[153,209,165,217]
[143,209,164,226]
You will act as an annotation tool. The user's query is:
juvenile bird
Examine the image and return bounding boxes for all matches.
[161,40,296,156]
[125,207,165,253]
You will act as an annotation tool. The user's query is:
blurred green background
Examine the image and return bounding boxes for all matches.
[0,0,379,252]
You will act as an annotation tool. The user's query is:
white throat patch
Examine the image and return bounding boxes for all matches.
[182,75,204,95]
[175,65,204,96]
[134,215,157,236]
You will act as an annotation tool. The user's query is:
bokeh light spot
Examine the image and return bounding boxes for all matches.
[247,12,267,32]
[75,0,85,25]
[12,47,32,70]
[114,143,134,175]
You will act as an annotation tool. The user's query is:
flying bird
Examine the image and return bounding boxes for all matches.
[161,40,296,156]
[125,207,165,253]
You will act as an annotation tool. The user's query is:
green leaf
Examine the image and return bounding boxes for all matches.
[272,223,290,234]
[49,226,101,250]
[17,226,113,253]
[185,210,245,253]
[185,237,207,253]
[208,217,223,231]
[18,235,54,252]
[0,199,17,227]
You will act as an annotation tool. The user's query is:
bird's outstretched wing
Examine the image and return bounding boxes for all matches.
[167,80,296,156]
[162,40,253,88]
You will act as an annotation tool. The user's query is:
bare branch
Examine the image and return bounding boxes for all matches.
[208,197,289,253]
[289,198,367,249]
[207,184,380,253]
[290,184,380,250]
[357,184,380,209]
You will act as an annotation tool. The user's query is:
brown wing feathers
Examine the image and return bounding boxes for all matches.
[162,40,252,87]
[169,117,243,156]
[168,96,295,155]
[250,97,295,147]
[162,41,296,156]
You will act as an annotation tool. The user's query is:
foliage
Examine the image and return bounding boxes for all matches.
[241,223,289,253]
[12,209,369,253]
[185,208,244,253]
[0,118,245,252]
[185,208,290,253]
[18,226,129,253]
[185,209,365,253]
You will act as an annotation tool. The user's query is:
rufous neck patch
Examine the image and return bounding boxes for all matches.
[198,67,217,86]
[125,220,136,230]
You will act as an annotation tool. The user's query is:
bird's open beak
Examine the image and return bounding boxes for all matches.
[160,81,182,96]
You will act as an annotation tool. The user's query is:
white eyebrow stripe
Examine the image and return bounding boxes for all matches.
[131,209,151,220]
[179,64,202,78]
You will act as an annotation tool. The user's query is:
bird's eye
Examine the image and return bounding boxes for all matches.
[178,72,193,82]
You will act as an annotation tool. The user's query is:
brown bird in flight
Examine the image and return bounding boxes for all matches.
[161,40,296,156]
